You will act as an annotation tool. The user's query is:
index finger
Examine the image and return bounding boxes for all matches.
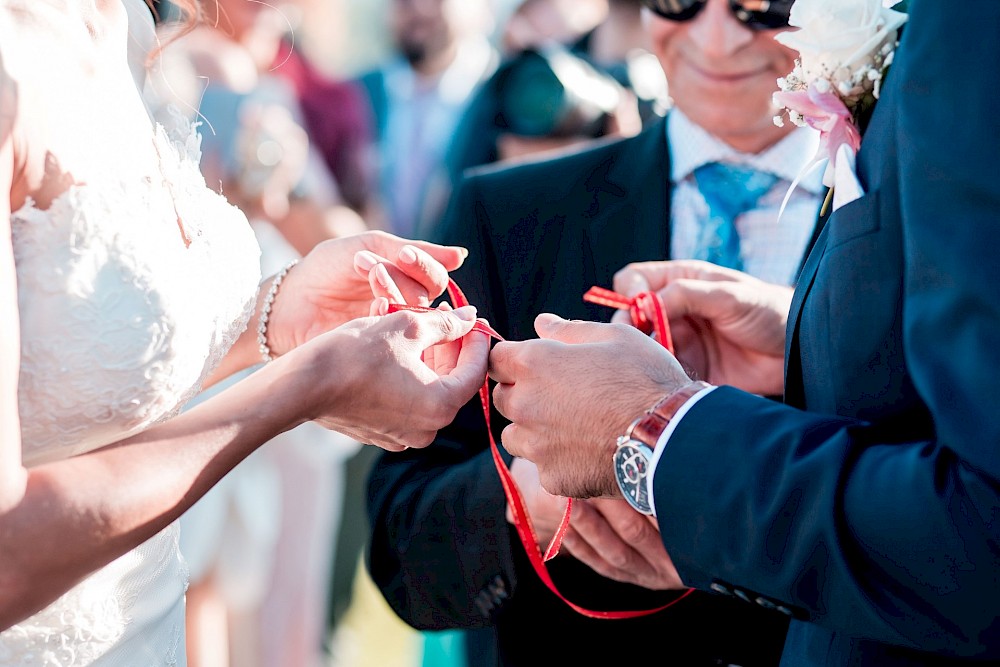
[394,244,451,302]
[401,239,469,273]
[613,259,738,298]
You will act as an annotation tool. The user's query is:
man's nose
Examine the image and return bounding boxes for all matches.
[686,0,754,59]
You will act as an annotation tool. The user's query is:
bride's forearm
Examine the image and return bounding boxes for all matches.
[0,356,316,630]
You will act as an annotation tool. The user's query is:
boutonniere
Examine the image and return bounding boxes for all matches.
[773,0,908,214]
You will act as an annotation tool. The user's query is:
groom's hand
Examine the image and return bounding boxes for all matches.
[489,314,691,499]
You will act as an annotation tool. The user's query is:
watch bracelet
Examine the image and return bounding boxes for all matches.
[627,381,713,449]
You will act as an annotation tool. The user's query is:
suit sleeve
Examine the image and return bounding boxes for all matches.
[652,1,1000,657]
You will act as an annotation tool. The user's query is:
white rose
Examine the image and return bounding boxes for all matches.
[774,0,907,81]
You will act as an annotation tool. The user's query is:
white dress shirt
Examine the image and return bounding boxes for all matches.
[646,110,824,516]
[668,109,824,286]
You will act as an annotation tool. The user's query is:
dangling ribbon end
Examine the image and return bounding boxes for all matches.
[542,497,573,562]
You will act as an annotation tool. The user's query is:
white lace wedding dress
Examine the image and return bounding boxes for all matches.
[0,9,262,663]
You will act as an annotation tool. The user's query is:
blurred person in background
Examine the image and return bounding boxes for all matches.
[367,1,826,665]
[147,2,373,666]
[266,3,379,219]
[500,0,609,54]
[443,0,667,190]
[354,0,499,240]
[150,0,371,250]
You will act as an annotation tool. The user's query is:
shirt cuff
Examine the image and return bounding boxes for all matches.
[646,385,717,517]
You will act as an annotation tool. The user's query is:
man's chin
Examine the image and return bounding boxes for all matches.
[399,44,429,67]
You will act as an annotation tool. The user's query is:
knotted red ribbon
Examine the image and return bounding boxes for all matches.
[387,280,693,618]
[582,286,674,354]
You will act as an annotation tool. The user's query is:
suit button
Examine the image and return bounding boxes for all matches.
[709,582,734,596]
[754,597,776,610]
[474,592,494,618]
[732,588,752,603]
[475,575,509,618]
[775,605,795,617]
[488,575,509,605]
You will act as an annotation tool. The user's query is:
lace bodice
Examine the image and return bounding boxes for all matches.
[1,97,262,667]
[14,118,260,466]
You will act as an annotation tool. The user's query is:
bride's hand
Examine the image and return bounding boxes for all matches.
[264,231,468,356]
[283,305,489,451]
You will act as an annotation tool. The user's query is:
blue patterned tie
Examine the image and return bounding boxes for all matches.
[692,162,778,271]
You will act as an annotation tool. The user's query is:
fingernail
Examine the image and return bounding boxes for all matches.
[536,313,563,327]
[377,299,389,316]
[399,246,418,264]
[355,251,377,272]
[375,263,391,288]
[452,305,477,321]
[458,247,469,259]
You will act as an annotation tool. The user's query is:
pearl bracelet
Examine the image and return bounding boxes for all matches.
[257,259,299,363]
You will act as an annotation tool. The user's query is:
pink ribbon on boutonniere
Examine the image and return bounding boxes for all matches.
[775,85,864,218]
[775,86,862,164]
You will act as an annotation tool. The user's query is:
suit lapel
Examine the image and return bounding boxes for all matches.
[794,188,832,282]
[784,220,829,404]
[582,118,672,283]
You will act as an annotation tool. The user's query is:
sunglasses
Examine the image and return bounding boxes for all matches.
[641,0,793,31]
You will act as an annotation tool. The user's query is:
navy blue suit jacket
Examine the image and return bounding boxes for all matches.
[654,2,1000,664]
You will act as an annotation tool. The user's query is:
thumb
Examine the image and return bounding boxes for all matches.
[411,305,479,349]
[534,313,624,344]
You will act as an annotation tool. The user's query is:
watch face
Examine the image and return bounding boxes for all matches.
[614,439,653,515]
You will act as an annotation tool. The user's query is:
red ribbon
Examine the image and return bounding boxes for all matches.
[387,280,693,618]
[582,286,674,354]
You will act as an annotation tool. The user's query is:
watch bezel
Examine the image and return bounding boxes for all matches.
[613,437,654,515]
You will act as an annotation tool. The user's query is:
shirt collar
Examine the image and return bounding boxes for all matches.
[667,109,825,195]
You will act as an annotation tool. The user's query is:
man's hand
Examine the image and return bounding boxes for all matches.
[506,459,685,590]
[506,457,570,547]
[563,498,684,591]
[613,260,791,396]
[489,313,692,499]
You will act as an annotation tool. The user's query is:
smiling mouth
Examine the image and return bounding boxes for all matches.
[688,61,768,83]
